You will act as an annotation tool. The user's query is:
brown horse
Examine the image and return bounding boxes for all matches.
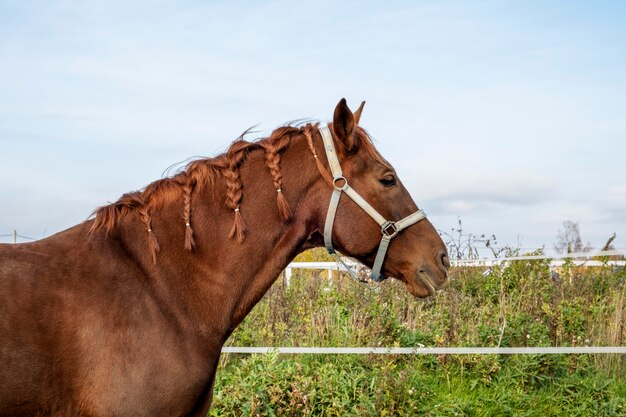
[0,99,449,416]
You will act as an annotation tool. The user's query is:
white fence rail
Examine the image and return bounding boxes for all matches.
[284,250,625,284]
[222,346,626,355]
[239,250,625,356]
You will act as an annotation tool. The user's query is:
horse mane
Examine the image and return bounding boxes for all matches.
[89,122,382,263]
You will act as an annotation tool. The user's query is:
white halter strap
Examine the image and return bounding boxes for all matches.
[318,125,426,282]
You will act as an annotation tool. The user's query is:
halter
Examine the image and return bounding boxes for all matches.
[318,125,427,283]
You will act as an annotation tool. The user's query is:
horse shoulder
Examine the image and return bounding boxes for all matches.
[0,224,218,416]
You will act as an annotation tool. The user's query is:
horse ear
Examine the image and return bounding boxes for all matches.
[332,98,358,152]
[354,101,366,125]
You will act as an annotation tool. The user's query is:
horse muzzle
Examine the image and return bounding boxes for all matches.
[416,249,450,296]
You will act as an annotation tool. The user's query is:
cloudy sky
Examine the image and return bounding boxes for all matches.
[1,1,624,256]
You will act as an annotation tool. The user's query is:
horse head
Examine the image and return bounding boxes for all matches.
[307,99,449,297]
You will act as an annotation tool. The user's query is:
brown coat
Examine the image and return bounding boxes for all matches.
[0,99,448,416]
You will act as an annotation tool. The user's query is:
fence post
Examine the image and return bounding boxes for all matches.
[285,267,292,287]
[13,229,17,244]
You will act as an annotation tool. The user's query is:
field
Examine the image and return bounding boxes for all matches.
[210,249,626,416]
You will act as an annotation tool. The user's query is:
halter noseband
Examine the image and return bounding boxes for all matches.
[318,125,427,283]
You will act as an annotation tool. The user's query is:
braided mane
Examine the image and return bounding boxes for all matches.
[90,122,381,263]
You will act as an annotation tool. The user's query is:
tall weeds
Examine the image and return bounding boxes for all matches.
[214,248,626,416]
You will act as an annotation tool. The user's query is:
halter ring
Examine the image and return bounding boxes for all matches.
[333,176,348,191]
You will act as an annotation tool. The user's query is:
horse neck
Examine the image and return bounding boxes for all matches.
[117,131,327,338]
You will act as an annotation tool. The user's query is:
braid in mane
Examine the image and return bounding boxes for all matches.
[90,121,363,259]
[224,139,251,243]
[90,191,160,264]
[182,175,196,251]
[303,124,334,186]
[138,204,160,264]
[177,157,227,252]
[262,127,294,221]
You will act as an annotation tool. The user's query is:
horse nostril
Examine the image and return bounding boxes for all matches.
[438,250,450,270]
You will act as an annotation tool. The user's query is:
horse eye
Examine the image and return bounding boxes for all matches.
[379,176,396,187]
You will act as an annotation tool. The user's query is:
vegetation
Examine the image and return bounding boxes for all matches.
[211,248,626,416]
[554,220,593,254]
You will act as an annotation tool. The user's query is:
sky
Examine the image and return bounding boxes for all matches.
[1,0,625,256]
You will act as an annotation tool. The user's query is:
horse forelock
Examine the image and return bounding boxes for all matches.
[353,126,389,169]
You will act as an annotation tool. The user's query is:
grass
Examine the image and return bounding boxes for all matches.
[210,249,626,416]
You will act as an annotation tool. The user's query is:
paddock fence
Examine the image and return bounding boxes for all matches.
[226,249,626,356]
[222,347,626,355]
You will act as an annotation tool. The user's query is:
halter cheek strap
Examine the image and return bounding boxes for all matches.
[318,125,426,282]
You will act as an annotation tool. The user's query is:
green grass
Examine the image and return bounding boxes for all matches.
[211,249,626,416]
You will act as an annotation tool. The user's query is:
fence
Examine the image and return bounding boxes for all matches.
[230,249,625,356]
[222,347,626,354]
[0,230,36,244]
[283,249,625,285]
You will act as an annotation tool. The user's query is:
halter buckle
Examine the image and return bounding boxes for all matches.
[381,221,399,239]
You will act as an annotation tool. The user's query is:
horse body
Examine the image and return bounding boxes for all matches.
[0,100,449,416]
[1,224,212,416]
[1,135,321,416]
